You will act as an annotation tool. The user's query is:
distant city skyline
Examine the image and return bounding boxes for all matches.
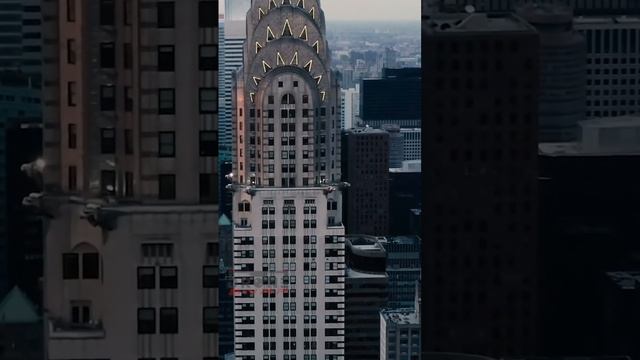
[219,0,420,21]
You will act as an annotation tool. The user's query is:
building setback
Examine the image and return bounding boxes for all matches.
[39,1,219,359]
[231,1,346,359]
[342,127,390,236]
[422,12,540,356]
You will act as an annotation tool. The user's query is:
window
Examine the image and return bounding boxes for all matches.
[62,253,79,279]
[100,42,115,68]
[124,0,131,25]
[199,88,217,113]
[200,131,218,156]
[67,82,76,106]
[199,1,216,27]
[159,266,177,288]
[67,39,76,64]
[203,307,217,333]
[82,253,99,279]
[158,174,176,200]
[100,0,114,26]
[158,89,175,114]
[157,1,175,28]
[124,129,133,154]
[199,45,217,70]
[68,166,77,191]
[71,301,91,324]
[125,172,134,197]
[124,43,132,69]
[100,128,115,154]
[137,267,155,289]
[124,86,133,111]
[200,173,217,203]
[158,45,175,71]
[138,308,156,334]
[101,170,116,195]
[203,266,217,288]
[67,0,75,21]
[160,307,178,333]
[68,124,77,149]
[158,132,175,157]
[100,85,115,111]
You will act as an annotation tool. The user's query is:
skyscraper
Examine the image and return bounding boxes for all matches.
[360,68,421,129]
[231,1,345,359]
[0,0,42,84]
[39,1,219,359]
[422,12,540,356]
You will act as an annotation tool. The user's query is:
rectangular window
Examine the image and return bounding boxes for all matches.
[203,266,217,288]
[158,89,175,114]
[67,39,76,64]
[158,174,176,199]
[100,85,115,111]
[100,128,115,154]
[71,301,91,324]
[124,129,133,154]
[68,124,77,149]
[199,131,218,156]
[157,45,175,71]
[137,267,155,289]
[124,86,133,111]
[67,0,75,21]
[82,253,99,279]
[67,82,76,106]
[157,1,175,28]
[100,0,115,25]
[138,308,156,334]
[159,266,178,289]
[100,42,115,68]
[124,0,131,25]
[62,253,79,279]
[203,307,217,333]
[199,45,217,70]
[68,166,77,191]
[199,88,217,113]
[199,1,216,27]
[158,132,175,157]
[123,43,132,69]
[159,307,178,333]
[125,172,134,197]
[199,173,217,203]
[101,170,116,195]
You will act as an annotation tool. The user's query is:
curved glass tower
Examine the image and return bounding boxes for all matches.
[231,1,346,360]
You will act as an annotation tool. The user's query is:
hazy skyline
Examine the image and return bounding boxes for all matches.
[220,0,420,21]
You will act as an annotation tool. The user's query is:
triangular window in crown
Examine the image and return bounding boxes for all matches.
[282,19,293,37]
[314,74,322,85]
[309,6,316,19]
[277,52,286,66]
[299,26,308,41]
[312,40,319,54]
[297,0,305,8]
[320,91,326,102]
[290,51,299,65]
[255,42,263,54]
[304,60,312,72]
[269,0,278,9]
[262,60,272,73]
[267,26,276,42]
[253,76,262,86]
[258,7,266,20]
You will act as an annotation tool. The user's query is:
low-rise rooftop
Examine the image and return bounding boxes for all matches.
[381,307,420,325]
[425,13,536,33]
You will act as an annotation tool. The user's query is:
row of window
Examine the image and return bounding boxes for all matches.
[95,129,217,157]
[92,42,216,71]
[137,307,217,334]
[66,0,216,28]
[236,355,344,360]
[236,313,344,326]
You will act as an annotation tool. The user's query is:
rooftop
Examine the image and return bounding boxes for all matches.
[580,114,640,128]
[381,307,420,325]
[344,126,388,135]
[574,15,640,25]
[347,268,387,279]
[390,160,421,173]
[606,271,640,290]
[383,235,421,246]
[425,13,536,33]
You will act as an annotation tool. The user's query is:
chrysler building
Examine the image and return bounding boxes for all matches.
[231,0,346,359]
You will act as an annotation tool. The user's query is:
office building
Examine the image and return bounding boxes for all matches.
[342,127,389,236]
[574,16,640,119]
[0,0,42,84]
[345,235,388,360]
[401,128,422,161]
[389,161,422,237]
[539,115,640,355]
[381,236,421,308]
[230,1,346,359]
[517,3,586,142]
[5,122,42,304]
[382,124,404,169]
[438,0,640,15]
[39,1,219,359]
[423,13,540,356]
[380,285,421,360]
[340,85,360,130]
[0,72,40,297]
[360,68,421,129]
[0,286,42,360]
[218,214,234,358]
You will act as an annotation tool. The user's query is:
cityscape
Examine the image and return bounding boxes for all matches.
[0,0,638,360]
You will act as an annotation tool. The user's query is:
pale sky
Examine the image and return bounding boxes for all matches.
[220,0,420,21]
